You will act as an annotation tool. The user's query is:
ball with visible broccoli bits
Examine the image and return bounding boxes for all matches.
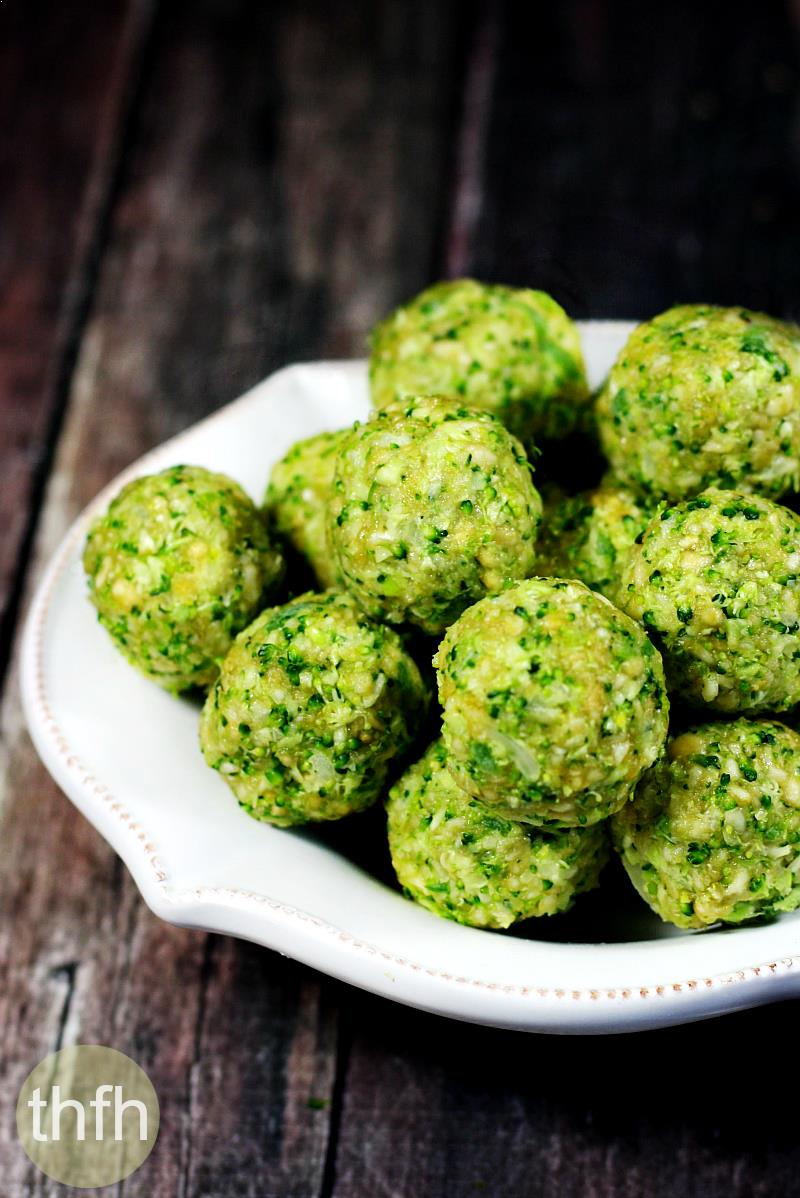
[618,488,800,713]
[369,279,589,448]
[596,304,800,500]
[200,590,428,826]
[435,577,669,827]
[329,396,542,635]
[535,482,656,603]
[612,719,800,929]
[388,739,609,928]
[265,429,345,588]
[84,464,283,691]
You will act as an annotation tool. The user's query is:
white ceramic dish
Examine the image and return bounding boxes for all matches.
[21,322,800,1034]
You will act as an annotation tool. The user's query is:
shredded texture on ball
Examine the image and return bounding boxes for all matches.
[613,719,800,928]
[435,577,669,826]
[596,304,800,500]
[619,488,800,713]
[200,590,428,827]
[84,464,283,691]
[388,739,609,928]
[536,482,656,602]
[265,429,345,588]
[329,396,542,634]
[369,279,589,447]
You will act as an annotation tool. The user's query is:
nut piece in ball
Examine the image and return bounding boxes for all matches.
[388,739,609,928]
[612,719,800,929]
[200,590,428,827]
[435,577,669,826]
[83,464,284,691]
[329,396,542,635]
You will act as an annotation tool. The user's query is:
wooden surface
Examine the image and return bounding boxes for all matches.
[1,2,799,1195]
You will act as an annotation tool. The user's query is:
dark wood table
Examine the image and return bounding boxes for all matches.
[2,2,800,1194]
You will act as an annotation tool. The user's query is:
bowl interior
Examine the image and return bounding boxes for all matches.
[26,327,800,1005]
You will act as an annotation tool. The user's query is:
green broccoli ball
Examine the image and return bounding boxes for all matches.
[328,396,542,635]
[535,482,656,603]
[369,279,589,447]
[265,430,345,588]
[618,489,800,713]
[435,578,669,827]
[199,590,428,827]
[612,719,800,929]
[83,465,284,691]
[387,739,609,928]
[596,304,800,500]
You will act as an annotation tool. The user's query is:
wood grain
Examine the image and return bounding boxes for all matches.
[331,985,800,1198]
[326,4,800,1197]
[4,1,800,1196]
[0,0,156,670]
[0,1,462,1194]
[470,0,800,321]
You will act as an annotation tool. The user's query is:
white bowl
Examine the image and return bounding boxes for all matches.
[21,322,800,1034]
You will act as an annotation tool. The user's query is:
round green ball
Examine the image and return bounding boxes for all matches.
[199,590,428,827]
[618,488,800,713]
[536,482,656,603]
[612,719,800,929]
[265,430,345,589]
[329,396,542,635]
[369,279,589,447]
[83,464,284,692]
[596,304,800,500]
[435,577,669,826]
[388,739,609,928]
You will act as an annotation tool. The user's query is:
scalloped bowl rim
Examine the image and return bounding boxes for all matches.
[19,321,800,1034]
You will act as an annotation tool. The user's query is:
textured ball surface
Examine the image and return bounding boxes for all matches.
[536,482,656,602]
[388,739,609,928]
[84,464,283,691]
[618,489,800,713]
[612,719,800,929]
[435,577,669,826]
[596,304,800,500]
[329,396,542,635]
[265,429,345,588]
[369,279,589,447]
[200,590,428,826]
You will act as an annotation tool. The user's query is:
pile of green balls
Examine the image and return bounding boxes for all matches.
[85,287,800,934]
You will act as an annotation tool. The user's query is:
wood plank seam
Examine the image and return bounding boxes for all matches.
[0,0,159,696]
